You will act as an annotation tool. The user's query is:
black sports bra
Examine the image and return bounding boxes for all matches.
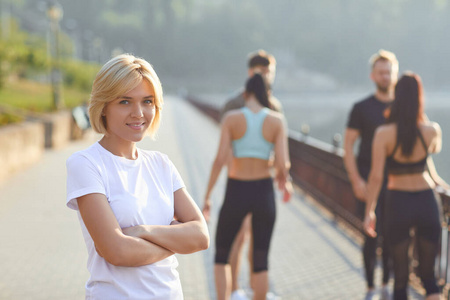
[386,130,429,175]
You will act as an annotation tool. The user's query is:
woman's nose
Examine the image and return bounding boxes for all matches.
[130,104,144,118]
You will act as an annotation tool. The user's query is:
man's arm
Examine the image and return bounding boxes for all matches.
[343,128,367,201]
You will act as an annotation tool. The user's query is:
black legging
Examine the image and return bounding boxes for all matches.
[357,165,391,288]
[386,189,442,300]
[215,177,275,272]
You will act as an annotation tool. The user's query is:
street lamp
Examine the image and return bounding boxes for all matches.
[47,1,63,110]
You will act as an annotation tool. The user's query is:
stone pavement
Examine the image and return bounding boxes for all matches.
[0,96,426,300]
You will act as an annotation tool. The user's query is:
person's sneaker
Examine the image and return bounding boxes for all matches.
[231,289,249,300]
[364,289,380,300]
[380,286,390,300]
[266,291,281,300]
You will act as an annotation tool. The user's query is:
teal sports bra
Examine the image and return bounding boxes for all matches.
[232,107,274,160]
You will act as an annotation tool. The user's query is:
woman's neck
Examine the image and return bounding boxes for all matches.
[245,96,264,112]
[99,136,138,160]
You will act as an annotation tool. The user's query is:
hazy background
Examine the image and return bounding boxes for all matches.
[3,0,450,179]
[8,0,450,93]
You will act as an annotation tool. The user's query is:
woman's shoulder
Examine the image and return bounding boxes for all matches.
[420,121,441,136]
[266,108,283,118]
[67,143,100,165]
[374,123,396,139]
[265,109,285,125]
[221,109,245,127]
[223,108,244,119]
[66,143,105,176]
[377,122,396,132]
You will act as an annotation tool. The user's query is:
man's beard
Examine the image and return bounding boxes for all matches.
[376,83,389,94]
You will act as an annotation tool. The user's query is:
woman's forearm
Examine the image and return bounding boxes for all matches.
[125,221,209,255]
[106,234,174,267]
[365,174,382,217]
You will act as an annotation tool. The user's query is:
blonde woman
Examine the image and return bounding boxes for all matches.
[66,54,209,299]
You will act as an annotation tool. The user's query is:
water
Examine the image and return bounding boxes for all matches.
[194,91,450,182]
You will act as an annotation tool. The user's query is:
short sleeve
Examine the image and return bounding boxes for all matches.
[66,154,106,210]
[165,157,185,192]
[347,103,362,130]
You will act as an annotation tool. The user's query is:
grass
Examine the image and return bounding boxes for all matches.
[0,78,90,126]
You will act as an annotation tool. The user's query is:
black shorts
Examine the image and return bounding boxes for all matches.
[215,177,275,272]
[386,189,441,245]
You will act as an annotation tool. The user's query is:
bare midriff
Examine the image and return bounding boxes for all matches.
[387,172,435,192]
[228,157,272,180]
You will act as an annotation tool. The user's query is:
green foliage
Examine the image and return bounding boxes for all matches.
[61,59,100,92]
[0,20,49,86]
[0,78,91,117]
[0,113,23,126]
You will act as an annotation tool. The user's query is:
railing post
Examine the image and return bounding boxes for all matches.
[301,123,310,141]
[332,133,342,154]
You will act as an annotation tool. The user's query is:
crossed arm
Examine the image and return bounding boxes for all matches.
[77,188,209,267]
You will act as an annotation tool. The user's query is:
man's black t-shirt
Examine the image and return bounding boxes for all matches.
[347,95,392,170]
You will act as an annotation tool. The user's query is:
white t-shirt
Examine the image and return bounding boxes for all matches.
[66,142,185,300]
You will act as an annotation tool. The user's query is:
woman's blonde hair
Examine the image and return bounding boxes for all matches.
[89,54,163,138]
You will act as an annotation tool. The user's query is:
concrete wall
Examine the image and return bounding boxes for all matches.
[0,121,45,182]
[42,110,73,149]
[0,110,79,182]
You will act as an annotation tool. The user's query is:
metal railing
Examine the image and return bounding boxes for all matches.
[186,95,450,295]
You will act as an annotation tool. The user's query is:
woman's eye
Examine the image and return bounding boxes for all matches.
[144,99,154,105]
[119,100,129,104]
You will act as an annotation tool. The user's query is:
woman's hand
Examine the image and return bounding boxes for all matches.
[275,173,293,203]
[364,211,377,238]
[202,199,211,223]
[170,219,182,225]
[282,181,293,203]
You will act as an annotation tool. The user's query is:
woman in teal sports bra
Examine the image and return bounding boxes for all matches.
[364,72,449,300]
[203,73,293,300]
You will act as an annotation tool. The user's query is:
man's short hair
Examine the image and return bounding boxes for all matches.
[369,49,399,73]
[247,50,276,69]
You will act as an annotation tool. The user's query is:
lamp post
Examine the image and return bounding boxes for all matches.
[47,1,63,110]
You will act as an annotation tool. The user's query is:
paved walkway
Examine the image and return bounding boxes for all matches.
[0,96,425,299]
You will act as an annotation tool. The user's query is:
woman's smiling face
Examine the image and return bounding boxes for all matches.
[103,79,156,144]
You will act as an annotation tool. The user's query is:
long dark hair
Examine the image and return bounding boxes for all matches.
[386,72,425,156]
[245,73,271,109]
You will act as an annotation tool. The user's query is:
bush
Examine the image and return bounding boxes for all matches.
[61,59,100,92]
[0,113,24,126]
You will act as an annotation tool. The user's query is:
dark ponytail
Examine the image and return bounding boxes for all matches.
[245,73,271,109]
[387,72,425,156]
